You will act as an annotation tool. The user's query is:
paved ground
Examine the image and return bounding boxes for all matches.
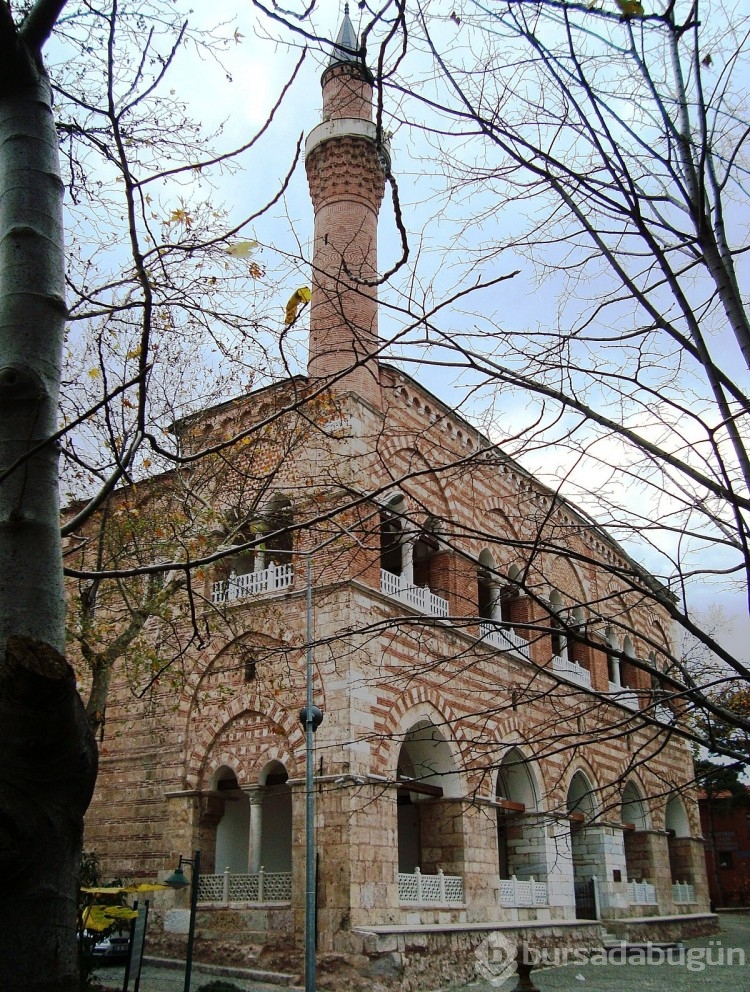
[94,913,750,992]
[455,913,750,992]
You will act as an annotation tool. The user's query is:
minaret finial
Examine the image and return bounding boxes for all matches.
[329,4,358,66]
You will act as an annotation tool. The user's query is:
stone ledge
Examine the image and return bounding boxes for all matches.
[353,919,596,935]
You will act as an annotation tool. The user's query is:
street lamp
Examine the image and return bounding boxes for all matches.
[300,552,324,992]
[164,850,201,992]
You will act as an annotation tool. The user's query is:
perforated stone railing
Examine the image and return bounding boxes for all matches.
[398,868,464,904]
[672,881,696,904]
[211,563,293,604]
[551,654,592,688]
[608,682,639,710]
[197,867,292,904]
[380,569,449,617]
[478,621,532,660]
[498,875,549,907]
[627,880,657,905]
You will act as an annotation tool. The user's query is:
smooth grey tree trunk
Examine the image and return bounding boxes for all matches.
[0,8,97,990]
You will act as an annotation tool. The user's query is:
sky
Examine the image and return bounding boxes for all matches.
[45,0,750,667]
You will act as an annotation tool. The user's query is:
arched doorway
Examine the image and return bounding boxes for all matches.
[621,781,650,883]
[213,766,250,874]
[257,761,293,873]
[665,794,692,884]
[496,748,548,908]
[496,748,546,879]
[567,771,598,919]
[396,721,463,881]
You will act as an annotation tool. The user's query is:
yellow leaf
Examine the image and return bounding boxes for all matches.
[168,208,193,228]
[614,0,643,14]
[225,240,258,258]
[81,904,137,931]
[126,347,141,360]
[88,368,101,379]
[284,286,312,326]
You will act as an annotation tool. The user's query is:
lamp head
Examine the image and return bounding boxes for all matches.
[164,865,190,890]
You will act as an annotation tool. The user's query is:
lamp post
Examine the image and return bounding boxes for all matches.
[300,553,324,992]
[164,850,201,992]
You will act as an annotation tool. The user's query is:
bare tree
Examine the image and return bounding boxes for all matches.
[0,1,304,988]
[246,0,750,743]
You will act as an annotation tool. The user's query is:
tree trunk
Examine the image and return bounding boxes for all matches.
[0,65,66,655]
[0,637,97,992]
[0,18,98,992]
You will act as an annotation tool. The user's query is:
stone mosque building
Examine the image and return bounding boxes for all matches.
[77,9,713,986]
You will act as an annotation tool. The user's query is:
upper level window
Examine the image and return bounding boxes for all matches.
[549,591,567,660]
[380,496,405,576]
[264,495,293,565]
[606,628,622,685]
[413,516,440,589]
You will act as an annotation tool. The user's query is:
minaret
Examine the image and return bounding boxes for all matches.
[305,6,387,410]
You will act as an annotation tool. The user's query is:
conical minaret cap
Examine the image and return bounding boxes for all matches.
[329,4,359,65]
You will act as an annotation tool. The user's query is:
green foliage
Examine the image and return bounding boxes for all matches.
[695,759,750,809]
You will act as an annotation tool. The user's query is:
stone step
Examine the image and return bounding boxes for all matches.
[195,927,276,945]
[145,955,300,987]
[602,940,680,955]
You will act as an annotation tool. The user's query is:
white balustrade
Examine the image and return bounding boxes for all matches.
[552,654,592,688]
[211,563,293,604]
[380,569,449,618]
[479,621,531,660]
[498,874,548,907]
[673,880,696,904]
[398,868,464,904]
[608,682,639,710]
[197,867,292,904]
[627,879,657,905]
[654,704,677,723]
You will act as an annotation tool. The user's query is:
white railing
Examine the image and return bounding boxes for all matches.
[654,704,677,723]
[380,569,449,617]
[608,682,639,710]
[398,868,464,904]
[198,867,292,904]
[673,881,696,904]
[479,621,531,660]
[498,875,548,908]
[627,880,657,905]
[552,654,592,688]
[211,563,293,604]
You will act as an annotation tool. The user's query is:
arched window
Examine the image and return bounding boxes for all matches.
[264,495,293,565]
[258,761,293,873]
[413,515,440,589]
[212,766,250,874]
[380,495,406,576]
[549,591,568,661]
[567,607,589,669]
[665,794,693,884]
[606,628,622,686]
[621,781,650,883]
[496,748,547,882]
[477,550,498,621]
[396,720,463,877]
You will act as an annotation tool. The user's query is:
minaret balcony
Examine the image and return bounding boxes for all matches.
[305,117,390,165]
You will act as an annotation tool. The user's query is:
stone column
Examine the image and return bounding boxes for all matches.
[246,789,263,873]
[401,537,414,585]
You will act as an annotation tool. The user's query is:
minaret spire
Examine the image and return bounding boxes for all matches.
[304,8,388,410]
[330,4,358,65]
